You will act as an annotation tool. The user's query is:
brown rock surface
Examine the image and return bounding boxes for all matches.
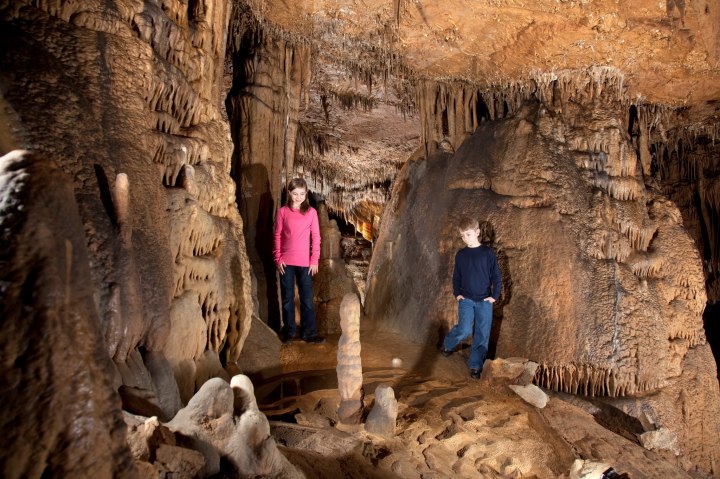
[0,0,253,418]
[2,0,720,477]
[365,90,720,473]
[0,151,135,478]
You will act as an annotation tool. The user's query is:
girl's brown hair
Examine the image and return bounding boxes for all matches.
[285,177,310,213]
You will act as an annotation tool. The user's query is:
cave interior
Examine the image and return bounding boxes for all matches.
[1,0,720,478]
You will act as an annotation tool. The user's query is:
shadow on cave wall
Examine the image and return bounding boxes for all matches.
[704,303,720,380]
[232,163,281,332]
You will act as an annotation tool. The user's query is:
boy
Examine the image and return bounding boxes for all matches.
[441,217,502,379]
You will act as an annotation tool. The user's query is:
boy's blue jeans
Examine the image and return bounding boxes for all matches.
[280,265,318,339]
[443,298,493,370]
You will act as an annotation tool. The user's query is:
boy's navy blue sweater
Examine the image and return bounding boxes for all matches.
[453,245,502,301]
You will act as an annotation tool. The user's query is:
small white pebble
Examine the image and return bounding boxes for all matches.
[391,357,403,368]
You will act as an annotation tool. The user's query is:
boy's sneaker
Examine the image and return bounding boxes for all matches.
[440,348,453,357]
[302,335,326,344]
[280,333,294,345]
[470,369,482,379]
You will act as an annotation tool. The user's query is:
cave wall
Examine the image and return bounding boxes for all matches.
[365,72,720,474]
[226,3,311,330]
[0,151,136,478]
[0,0,253,418]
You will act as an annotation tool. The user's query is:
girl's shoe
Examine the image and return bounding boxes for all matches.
[302,335,326,344]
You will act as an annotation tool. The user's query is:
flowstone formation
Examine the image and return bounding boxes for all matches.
[365,71,720,475]
[1,0,253,418]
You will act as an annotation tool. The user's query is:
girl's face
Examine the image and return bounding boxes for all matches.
[289,187,307,208]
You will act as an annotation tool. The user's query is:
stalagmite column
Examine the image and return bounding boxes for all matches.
[365,384,398,437]
[107,173,144,362]
[336,293,364,425]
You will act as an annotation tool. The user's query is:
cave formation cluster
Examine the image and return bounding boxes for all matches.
[1,0,720,478]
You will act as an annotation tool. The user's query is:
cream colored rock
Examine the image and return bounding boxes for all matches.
[166,376,303,478]
[365,384,398,437]
[1,0,253,412]
[336,293,364,425]
[509,385,549,409]
[314,204,361,334]
[569,459,615,479]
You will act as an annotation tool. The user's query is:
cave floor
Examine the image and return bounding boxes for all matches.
[248,329,695,479]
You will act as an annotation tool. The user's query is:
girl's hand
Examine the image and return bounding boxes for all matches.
[309,264,318,275]
[277,262,286,275]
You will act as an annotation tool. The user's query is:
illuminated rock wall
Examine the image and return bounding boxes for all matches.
[0,0,252,416]
[365,72,720,474]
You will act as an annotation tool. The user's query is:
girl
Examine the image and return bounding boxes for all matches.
[273,178,324,344]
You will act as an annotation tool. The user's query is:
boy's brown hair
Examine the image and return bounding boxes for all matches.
[457,216,479,232]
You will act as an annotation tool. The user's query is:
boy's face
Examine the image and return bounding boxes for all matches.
[459,227,481,247]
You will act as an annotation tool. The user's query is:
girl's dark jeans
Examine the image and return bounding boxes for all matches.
[279,265,318,339]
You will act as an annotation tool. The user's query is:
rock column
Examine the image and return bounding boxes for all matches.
[336,293,364,425]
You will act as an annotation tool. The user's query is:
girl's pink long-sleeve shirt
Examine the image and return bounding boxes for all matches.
[273,205,321,266]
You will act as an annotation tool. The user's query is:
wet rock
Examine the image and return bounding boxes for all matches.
[365,385,398,437]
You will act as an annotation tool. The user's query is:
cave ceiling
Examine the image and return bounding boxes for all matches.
[238,0,719,224]
[251,0,719,110]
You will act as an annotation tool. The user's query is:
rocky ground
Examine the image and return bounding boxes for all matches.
[247,330,698,479]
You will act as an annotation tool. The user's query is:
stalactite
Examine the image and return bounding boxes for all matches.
[535,362,653,398]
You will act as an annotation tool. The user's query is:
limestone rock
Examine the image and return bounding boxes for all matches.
[155,444,205,479]
[364,97,719,474]
[295,412,333,428]
[639,428,679,455]
[166,375,302,478]
[314,204,361,335]
[365,385,398,437]
[508,385,549,409]
[569,459,615,479]
[124,412,207,478]
[234,315,282,378]
[1,0,253,409]
[336,293,364,424]
[481,357,538,386]
[0,151,135,478]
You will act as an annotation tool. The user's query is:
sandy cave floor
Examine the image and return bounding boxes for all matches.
[245,330,694,479]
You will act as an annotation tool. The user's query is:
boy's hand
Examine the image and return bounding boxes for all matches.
[456,295,464,301]
[484,297,495,303]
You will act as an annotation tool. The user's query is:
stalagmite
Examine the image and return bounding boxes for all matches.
[336,293,364,426]
[108,173,144,363]
[365,384,398,437]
